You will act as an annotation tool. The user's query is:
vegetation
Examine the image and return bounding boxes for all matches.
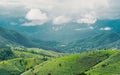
[0,46,120,75]
[60,32,120,53]
[22,50,120,75]
[86,52,120,75]
[0,47,63,75]
[0,47,15,60]
[0,27,37,48]
[0,28,120,75]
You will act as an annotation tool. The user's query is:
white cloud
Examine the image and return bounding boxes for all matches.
[22,21,45,26]
[25,9,48,21]
[53,16,71,25]
[100,27,112,31]
[0,0,120,26]
[89,26,94,29]
[0,0,115,19]
[75,28,86,31]
[77,12,97,24]
[23,9,48,26]
[52,26,63,31]
[75,26,94,31]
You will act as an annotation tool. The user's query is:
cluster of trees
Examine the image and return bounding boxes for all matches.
[0,47,15,60]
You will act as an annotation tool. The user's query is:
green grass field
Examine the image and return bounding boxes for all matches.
[86,52,120,75]
[22,50,119,75]
[0,47,120,75]
[0,47,63,75]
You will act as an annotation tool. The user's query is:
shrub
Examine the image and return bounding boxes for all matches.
[0,47,15,60]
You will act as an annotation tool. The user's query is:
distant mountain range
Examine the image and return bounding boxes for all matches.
[60,32,120,52]
[0,19,120,53]
[0,16,120,42]
[0,27,36,48]
[0,26,60,51]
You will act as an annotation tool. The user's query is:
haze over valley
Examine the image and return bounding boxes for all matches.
[0,0,120,75]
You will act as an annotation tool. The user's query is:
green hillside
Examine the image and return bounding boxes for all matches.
[1,26,120,53]
[0,47,63,75]
[0,47,15,60]
[60,32,120,53]
[0,27,36,48]
[0,47,120,75]
[22,50,119,75]
[86,52,120,75]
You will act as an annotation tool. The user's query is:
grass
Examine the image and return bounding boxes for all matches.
[0,58,38,75]
[86,51,120,75]
[13,47,64,57]
[0,47,120,75]
[22,50,118,75]
[0,47,63,75]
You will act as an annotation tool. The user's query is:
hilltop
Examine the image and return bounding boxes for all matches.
[22,50,120,75]
[0,27,36,48]
[0,47,63,75]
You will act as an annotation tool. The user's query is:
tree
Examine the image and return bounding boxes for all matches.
[0,47,15,60]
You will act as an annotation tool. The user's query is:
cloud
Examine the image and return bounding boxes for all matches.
[23,9,48,26]
[53,16,71,25]
[76,12,97,24]
[75,26,94,31]
[89,26,94,29]
[0,0,120,26]
[52,26,63,31]
[25,9,48,21]
[100,27,112,31]
[75,28,87,31]
[22,21,44,26]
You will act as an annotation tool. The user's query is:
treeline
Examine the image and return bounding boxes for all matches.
[0,47,15,60]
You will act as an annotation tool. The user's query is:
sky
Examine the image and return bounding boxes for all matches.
[0,0,120,27]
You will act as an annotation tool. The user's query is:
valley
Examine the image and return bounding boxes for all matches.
[0,26,120,75]
[0,1,120,74]
[0,47,120,75]
[0,47,63,75]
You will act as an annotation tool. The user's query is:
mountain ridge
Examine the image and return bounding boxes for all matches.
[59,32,120,52]
[22,50,120,75]
[0,26,36,47]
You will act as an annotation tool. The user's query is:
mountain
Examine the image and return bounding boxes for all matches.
[0,26,62,52]
[86,52,120,75]
[0,47,63,75]
[59,32,120,52]
[0,27,36,47]
[1,48,120,75]
[32,39,61,52]
[0,18,120,53]
[0,16,120,42]
[0,26,120,53]
[22,50,120,75]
